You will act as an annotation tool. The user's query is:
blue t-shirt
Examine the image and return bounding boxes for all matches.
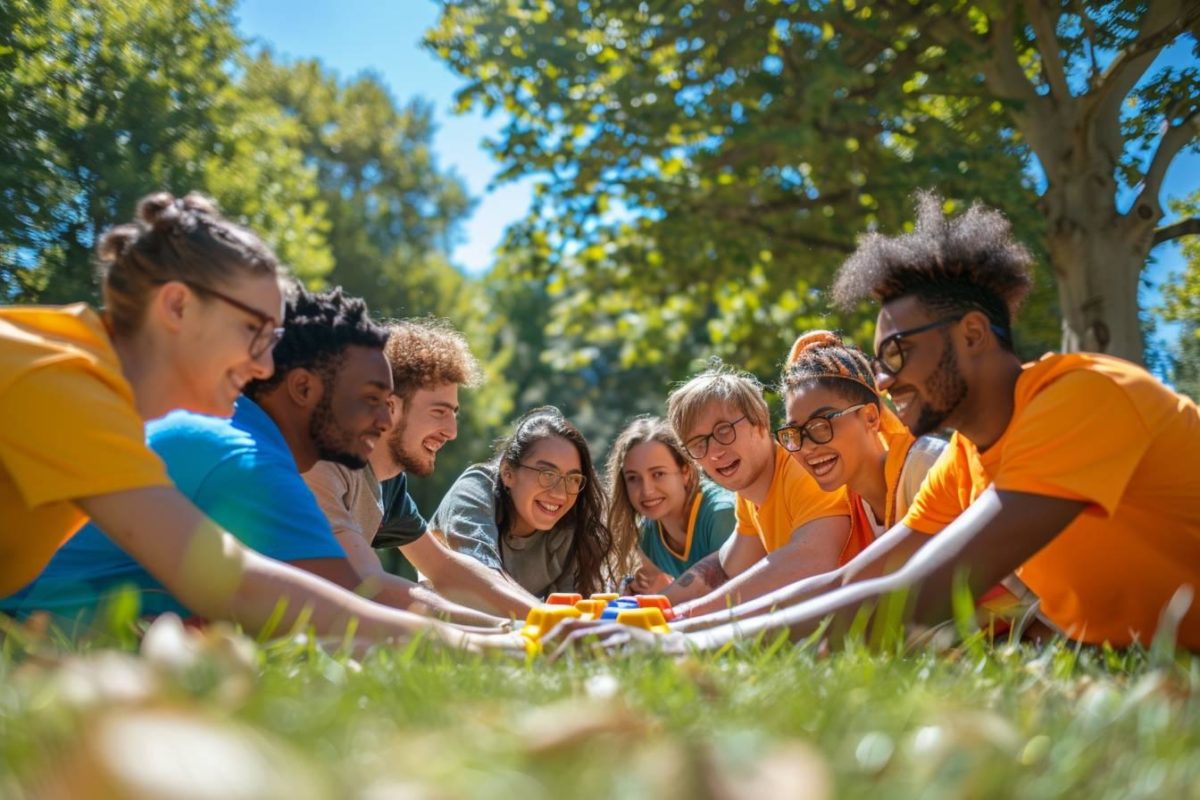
[0,397,345,622]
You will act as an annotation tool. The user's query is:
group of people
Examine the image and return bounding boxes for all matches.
[2,188,1198,655]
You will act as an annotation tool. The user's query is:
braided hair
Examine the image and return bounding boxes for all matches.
[781,331,879,407]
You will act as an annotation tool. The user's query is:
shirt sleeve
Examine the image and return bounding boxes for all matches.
[0,363,170,508]
[372,476,429,549]
[898,435,950,513]
[993,369,1149,517]
[187,448,346,563]
[733,493,760,538]
[902,436,972,535]
[695,496,736,560]
[302,462,362,538]
[426,469,504,570]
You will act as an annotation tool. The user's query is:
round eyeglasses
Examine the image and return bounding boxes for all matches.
[517,463,586,494]
[774,404,867,452]
[684,416,747,460]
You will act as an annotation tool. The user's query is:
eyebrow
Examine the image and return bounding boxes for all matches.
[430,401,460,412]
[533,459,583,474]
[366,380,392,392]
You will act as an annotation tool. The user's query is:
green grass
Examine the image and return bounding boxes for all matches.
[1,613,1198,799]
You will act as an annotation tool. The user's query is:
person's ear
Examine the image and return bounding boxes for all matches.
[499,462,515,489]
[150,281,191,334]
[285,367,323,410]
[681,462,696,493]
[861,402,881,434]
[960,310,993,354]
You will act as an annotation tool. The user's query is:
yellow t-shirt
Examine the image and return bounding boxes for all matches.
[0,304,171,596]
[734,443,850,554]
[903,352,1200,648]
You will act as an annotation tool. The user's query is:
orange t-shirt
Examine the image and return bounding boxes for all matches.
[734,443,850,555]
[903,353,1200,648]
[0,304,171,596]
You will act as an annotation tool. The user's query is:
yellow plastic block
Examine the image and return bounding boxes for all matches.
[574,598,609,620]
[614,607,671,634]
[590,593,620,603]
[521,604,583,641]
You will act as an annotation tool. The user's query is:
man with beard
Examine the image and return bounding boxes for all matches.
[304,320,543,617]
[4,287,500,627]
[565,192,1200,654]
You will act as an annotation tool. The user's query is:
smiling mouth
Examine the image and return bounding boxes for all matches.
[806,452,838,478]
[639,497,666,512]
[534,499,563,516]
[888,389,917,417]
[713,458,741,479]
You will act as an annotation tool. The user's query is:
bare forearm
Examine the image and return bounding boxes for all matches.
[375,579,505,627]
[406,538,539,618]
[661,553,729,605]
[673,568,845,632]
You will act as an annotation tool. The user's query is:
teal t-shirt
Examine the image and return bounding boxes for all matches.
[638,482,735,577]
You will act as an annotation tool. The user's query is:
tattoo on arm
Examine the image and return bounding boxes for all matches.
[674,553,729,591]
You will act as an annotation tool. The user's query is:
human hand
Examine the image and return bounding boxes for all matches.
[549,626,690,661]
[628,563,672,595]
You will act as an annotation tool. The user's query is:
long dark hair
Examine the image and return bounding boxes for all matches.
[493,406,615,596]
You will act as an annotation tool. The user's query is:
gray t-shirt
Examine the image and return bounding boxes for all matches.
[427,463,577,597]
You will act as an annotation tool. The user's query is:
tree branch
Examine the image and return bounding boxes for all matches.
[1069,0,1102,83]
[1023,0,1070,101]
[1134,110,1200,214]
[1091,1,1194,113]
[1154,217,1200,247]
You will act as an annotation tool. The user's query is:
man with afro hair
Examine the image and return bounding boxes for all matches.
[580,193,1200,654]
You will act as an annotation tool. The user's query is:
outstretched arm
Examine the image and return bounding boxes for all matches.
[672,515,851,618]
[689,489,1084,649]
[673,523,928,632]
[660,532,763,605]
[80,486,512,648]
[402,531,540,618]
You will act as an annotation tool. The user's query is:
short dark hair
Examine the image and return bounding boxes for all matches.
[831,191,1033,351]
[244,285,389,399]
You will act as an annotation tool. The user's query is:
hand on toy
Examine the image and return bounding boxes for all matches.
[549,625,689,661]
[627,562,672,595]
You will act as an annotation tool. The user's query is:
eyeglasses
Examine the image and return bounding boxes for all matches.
[684,415,747,460]
[517,463,586,494]
[182,280,285,359]
[774,404,867,452]
[871,316,964,379]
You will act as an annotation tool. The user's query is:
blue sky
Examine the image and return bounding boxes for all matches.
[234,0,1196,315]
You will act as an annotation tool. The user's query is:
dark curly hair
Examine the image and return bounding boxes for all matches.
[493,406,616,596]
[831,191,1033,351]
[244,285,389,399]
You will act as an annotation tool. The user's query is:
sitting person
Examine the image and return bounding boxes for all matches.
[622,192,1200,653]
[304,319,547,618]
[428,406,630,599]
[5,285,502,630]
[605,416,734,593]
[0,191,505,648]
[652,364,852,617]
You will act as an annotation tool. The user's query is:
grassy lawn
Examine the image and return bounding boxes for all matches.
[1,612,1198,799]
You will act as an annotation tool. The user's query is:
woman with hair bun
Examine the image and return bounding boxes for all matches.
[0,191,518,650]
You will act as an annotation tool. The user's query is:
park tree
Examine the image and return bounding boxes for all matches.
[427,0,1197,369]
[240,53,517,508]
[0,0,332,302]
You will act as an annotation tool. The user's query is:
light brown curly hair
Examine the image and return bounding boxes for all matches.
[384,318,482,408]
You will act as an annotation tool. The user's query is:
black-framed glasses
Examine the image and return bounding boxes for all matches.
[517,463,586,494]
[181,280,285,359]
[774,404,867,452]
[871,316,964,379]
[684,415,747,460]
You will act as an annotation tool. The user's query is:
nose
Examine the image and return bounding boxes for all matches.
[874,367,896,392]
[547,479,569,500]
[445,415,459,442]
[374,402,391,432]
[250,347,275,380]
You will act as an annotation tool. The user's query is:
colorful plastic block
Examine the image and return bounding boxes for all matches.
[589,593,620,603]
[574,599,609,620]
[521,604,582,641]
[614,607,672,634]
[546,592,583,606]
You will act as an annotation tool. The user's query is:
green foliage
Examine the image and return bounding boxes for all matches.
[425,0,1062,385]
[0,0,332,301]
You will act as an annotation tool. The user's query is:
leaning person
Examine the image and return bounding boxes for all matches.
[0,191,516,650]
